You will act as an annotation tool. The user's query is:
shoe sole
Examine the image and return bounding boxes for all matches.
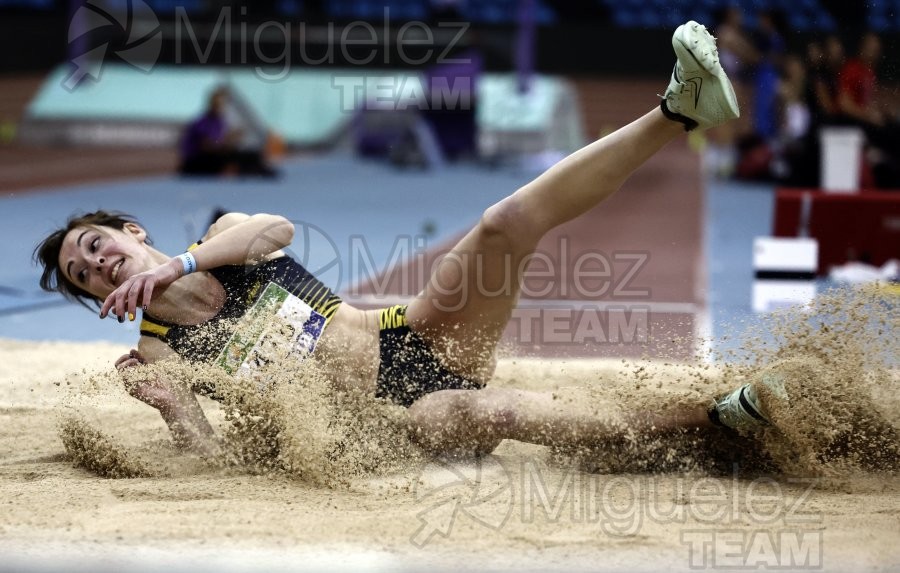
[672,21,740,121]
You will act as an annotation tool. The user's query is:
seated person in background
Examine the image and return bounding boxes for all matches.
[179,87,277,178]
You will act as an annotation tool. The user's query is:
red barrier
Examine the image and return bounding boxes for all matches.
[773,189,900,275]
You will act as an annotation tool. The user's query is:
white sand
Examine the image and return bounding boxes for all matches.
[1,338,898,573]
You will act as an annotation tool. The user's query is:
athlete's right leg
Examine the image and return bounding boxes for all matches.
[407,387,715,456]
[406,21,740,380]
[407,364,786,457]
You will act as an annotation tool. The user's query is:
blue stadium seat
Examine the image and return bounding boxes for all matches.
[597,0,839,32]
[868,13,890,31]
[815,10,836,31]
[611,9,639,28]
[330,2,351,19]
[664,9,687,28]
[535,3,557,24]
[638,7,664,28]
[458,0,555,26]
[277,0,303,17]
[788,12,811,31]
[381,0,427,21]
[358,0,383,20]
[154,0,203,14]
[0,0,54,8]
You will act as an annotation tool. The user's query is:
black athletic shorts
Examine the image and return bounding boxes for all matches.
[376,305,484,407]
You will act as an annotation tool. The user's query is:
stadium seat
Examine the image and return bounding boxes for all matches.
[0,0,53,8]
[597,0,839,32]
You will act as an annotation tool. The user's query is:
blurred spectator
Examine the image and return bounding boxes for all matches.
[751,10,786,141]
[831,32,900,187]
[821,35,845,114]
[770,54,816,184]
[706,6,759,178]
[837,32,884,126]
[805,40,837,123]
[715,6,759,81]
[778,55,812,143]
[179,87,277,178]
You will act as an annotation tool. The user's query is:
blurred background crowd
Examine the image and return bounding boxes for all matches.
[0,0,897,189]
[711,7,900,189]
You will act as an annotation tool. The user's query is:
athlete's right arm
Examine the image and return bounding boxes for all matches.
[114,336,219,454]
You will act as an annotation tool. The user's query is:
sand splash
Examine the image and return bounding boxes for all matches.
[56,288,898,486]
[56,331,423,487]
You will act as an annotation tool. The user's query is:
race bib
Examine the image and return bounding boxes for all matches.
[215,282,326,377]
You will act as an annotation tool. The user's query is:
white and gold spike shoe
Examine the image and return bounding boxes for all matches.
[661,20,740,131]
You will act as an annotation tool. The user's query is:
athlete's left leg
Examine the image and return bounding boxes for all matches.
[406,21,739,380]
[405,108,685,380]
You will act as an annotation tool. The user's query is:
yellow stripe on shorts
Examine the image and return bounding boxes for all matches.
[379,305,408,330]
[139,319,170,338]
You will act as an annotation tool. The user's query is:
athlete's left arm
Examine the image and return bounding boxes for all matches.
[99,212,294,319]
[195,212,294,267]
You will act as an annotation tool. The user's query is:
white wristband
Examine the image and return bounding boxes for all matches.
[176,252,197,276]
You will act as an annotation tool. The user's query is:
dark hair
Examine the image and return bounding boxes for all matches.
[33,210,150,309]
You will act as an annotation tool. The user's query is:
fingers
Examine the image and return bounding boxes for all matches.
[115,349,148,371]
[116,358,143,371]
[100,277,157,321]
[100,283,131,320]
[142,281,154,315]
[99,291,115,320]
[126,280,144,322]
[100,262,180,320]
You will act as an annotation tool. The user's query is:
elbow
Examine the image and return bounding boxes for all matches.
[255,213,295,250]
[274,215,295,248]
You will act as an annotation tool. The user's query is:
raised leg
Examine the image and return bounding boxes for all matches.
[406,21,739,380]
[405,108,683,379]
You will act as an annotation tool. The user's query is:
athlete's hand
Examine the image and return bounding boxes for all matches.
[115,348,146,370]
[115,349,178,409]
[100,259,181,322]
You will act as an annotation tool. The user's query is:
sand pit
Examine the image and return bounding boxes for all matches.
[1,291,898,572]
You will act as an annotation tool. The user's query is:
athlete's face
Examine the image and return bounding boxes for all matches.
[58,223,154,300]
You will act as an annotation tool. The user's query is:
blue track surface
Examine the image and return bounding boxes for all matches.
[704,177,779,358]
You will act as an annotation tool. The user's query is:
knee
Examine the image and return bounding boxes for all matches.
[479,194,542,246]
[407,391,467,449]
[408,390,506,457]
[458,389,516,453]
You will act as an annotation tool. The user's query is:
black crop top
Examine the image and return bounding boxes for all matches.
[139,255,342,365]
